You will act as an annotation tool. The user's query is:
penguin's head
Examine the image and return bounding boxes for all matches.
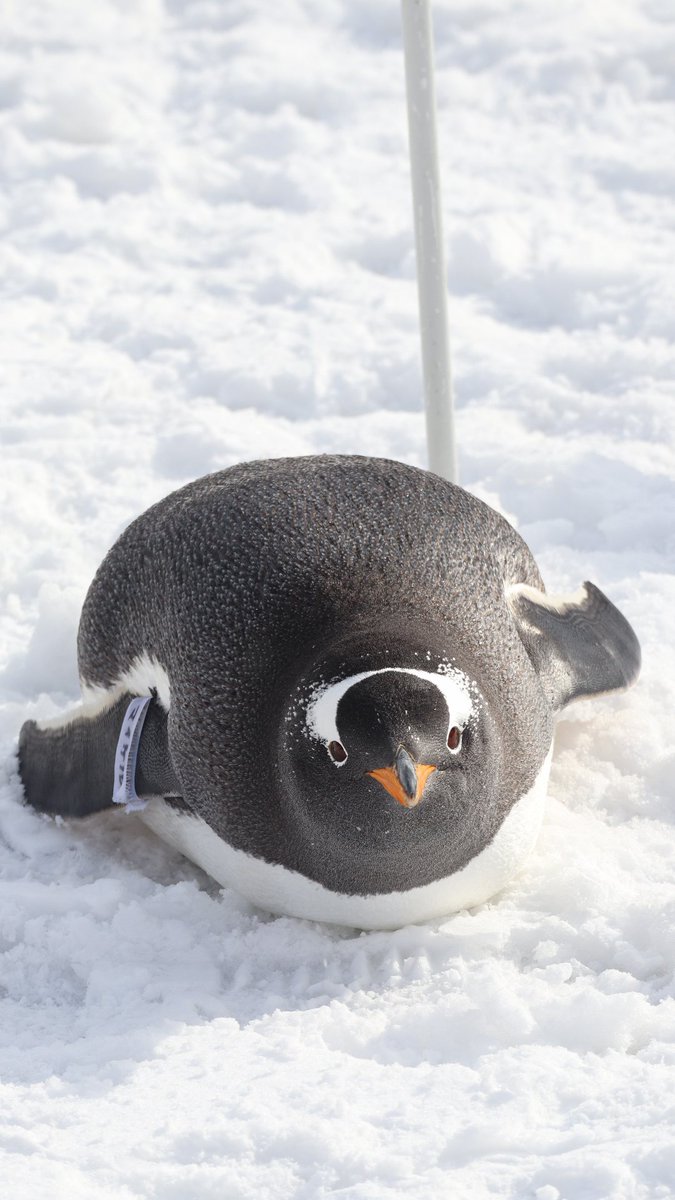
[308,668,472,809]
[279,644,509,892]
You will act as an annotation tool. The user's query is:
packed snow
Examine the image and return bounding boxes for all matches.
[1,0,674,1196]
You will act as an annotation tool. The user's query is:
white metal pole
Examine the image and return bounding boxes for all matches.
[401,0,457,483]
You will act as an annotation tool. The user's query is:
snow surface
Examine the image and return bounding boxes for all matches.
[1,0,674,1196]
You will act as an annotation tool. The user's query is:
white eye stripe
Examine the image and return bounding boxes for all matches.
[306,667,474,747]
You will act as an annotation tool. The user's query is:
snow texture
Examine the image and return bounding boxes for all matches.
[1,0,674,1196]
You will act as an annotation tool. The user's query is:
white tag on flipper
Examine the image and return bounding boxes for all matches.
[112,696,151,812]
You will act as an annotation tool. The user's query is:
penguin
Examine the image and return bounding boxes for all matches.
[18,456,640,929]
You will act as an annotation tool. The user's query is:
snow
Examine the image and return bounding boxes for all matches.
[1,0,674,1195]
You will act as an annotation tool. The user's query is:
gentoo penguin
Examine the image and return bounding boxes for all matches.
[18,456,640,929]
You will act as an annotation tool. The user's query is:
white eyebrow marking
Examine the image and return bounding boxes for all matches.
[305,667,474,750]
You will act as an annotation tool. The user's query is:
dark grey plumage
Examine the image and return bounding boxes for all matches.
[18,456,640,907]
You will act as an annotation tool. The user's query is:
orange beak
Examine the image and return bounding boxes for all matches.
[367,749,437,809]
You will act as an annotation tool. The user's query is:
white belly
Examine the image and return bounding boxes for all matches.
[139,751,552,930]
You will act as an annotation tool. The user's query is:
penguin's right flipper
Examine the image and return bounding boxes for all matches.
[18,692,181,819]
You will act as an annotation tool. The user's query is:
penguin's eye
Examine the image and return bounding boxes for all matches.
[328,740,347,763]
[447,726,461,751]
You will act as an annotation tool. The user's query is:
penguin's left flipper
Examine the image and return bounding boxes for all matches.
[507,581,641,712]
[18,692,181,818]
